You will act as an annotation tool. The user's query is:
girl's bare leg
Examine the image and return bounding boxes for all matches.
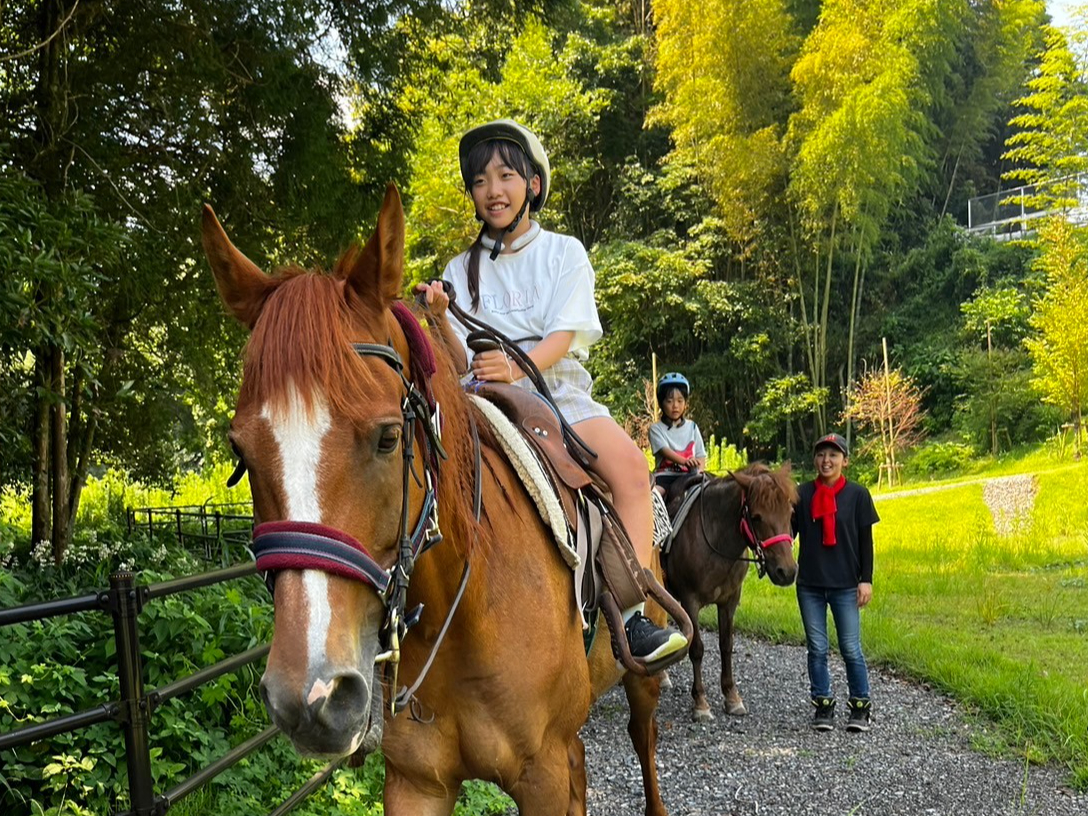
[573,417,653,567]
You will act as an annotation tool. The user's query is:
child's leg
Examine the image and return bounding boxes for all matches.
[572,416,653,566]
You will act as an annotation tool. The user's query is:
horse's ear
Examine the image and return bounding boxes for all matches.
[778,460,793,477]
[730,469,752,490]
[202,205,275,329]
[346,183,404,307]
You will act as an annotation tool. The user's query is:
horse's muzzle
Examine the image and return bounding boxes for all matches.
[260,666,383,758]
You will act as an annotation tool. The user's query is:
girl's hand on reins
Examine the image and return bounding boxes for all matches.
[471,349,521,383]
[414,281,450,317]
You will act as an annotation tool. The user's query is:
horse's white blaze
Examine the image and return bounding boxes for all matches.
[303,571,332,679]
[261,385,331,523]
[262,385,334,682]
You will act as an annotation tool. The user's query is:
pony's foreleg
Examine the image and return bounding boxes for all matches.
[510,743,575,816]
[682,597,712,722]
[717,599,747,716]
[621,672,668,816]
[566,735,588,816]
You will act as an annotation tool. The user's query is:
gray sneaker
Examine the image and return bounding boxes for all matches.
[846,697,871,732]
[812,696,835,731]
[624,612,687,664]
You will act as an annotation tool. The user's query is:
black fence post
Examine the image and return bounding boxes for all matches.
[215,511,224,567]
[110,571,156,816]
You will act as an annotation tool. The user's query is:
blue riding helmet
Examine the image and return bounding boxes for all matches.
[657,372,690,399]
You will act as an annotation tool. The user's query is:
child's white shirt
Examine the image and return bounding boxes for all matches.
[649,420,707,471]
[441,222,603,361]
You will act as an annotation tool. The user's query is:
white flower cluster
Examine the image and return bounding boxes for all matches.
[31,539,54,567]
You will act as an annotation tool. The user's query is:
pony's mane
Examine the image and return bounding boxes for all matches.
[240,266,382,422]
[732,462,798,513]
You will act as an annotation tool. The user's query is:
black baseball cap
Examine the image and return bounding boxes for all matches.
[813,433,849,457]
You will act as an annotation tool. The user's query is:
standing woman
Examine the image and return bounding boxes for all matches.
[416,119,686,665]
[793,433,879,732]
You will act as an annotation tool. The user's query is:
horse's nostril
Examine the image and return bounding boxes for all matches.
[315,671,370,727]
[261,675,301,731]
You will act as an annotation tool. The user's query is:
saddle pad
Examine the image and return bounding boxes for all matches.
[660,479,705,555]
[468,395,580,569]
[651,489,673,550]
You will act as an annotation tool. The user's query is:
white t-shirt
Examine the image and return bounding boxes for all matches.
[441,222,603,361]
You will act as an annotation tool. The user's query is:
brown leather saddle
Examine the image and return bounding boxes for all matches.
[468,381,692,675]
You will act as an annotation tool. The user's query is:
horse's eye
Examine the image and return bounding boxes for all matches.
[750,513,762,523]
[377,426,402,454]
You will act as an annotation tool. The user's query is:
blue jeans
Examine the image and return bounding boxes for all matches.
[797,585,870,700]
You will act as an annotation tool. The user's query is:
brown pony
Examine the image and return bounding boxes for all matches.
[202,186,672,816]
[662,464,798,721]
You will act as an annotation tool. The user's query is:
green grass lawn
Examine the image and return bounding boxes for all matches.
[729,460,1088,788]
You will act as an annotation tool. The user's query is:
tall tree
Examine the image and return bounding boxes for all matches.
[650,0,798,260]
[1,0,424,557]
[787,0,963,440]
[1002,21,1088,211]
[1024,218,1088,458]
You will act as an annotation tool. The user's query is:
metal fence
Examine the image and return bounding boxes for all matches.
[0,564,342,815]
[967,173,1088,240]
[125,503,254,566]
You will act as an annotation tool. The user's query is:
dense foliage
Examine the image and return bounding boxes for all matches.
[2,2,1087,547]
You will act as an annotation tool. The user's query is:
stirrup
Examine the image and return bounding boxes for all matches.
[600,573,693,676]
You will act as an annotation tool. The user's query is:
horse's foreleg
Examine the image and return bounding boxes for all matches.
[383,768,459,816]
[622,672,668,816]
[510,743,575,816]
[717,598,747,716]
[682,597,712,722]
[566,735,587,816]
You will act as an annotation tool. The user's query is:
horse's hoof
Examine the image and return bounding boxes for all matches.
[725,699,748,716]
[692,707,714,722]
[659,671,672,690]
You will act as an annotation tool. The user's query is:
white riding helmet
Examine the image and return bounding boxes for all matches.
[458,119,551,211]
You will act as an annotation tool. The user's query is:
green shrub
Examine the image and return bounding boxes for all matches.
[904,441,977,479]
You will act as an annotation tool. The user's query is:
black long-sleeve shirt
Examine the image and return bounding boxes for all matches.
[792,479,878,588]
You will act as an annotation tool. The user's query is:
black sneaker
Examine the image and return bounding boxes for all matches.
[624,612,687,663]
[812,697,835,731]
[846,697,871,732]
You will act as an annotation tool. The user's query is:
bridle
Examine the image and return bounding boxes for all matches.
[694,474,794,579]
[250,304,476,716]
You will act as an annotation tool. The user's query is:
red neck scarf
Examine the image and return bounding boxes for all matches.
[812,476,846,546]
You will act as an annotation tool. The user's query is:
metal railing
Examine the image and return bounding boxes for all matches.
[125,503,254,566]
[0,565,341,816]
[967,172,1088,240]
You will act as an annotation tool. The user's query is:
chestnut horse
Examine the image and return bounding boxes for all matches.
[662,465,798,721]
[203,185,672,815]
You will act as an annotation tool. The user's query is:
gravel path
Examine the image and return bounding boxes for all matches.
[577,631,1085,816]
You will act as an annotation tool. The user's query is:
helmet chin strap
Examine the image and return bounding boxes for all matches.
[487,183,533,261]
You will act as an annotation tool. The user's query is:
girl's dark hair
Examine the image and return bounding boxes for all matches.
[462,139,538,310]
[657,386,688,428]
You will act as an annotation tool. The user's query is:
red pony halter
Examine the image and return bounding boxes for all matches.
[738,490,794,550]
